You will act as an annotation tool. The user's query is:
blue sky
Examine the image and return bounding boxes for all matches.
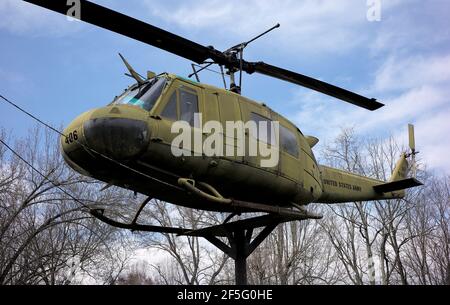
[1,0,450,174]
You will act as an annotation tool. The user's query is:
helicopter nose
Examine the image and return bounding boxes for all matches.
[83,117,150,160]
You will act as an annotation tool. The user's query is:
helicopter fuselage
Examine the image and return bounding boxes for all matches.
[61,73,405,212]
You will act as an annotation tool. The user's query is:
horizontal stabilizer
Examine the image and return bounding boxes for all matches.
[373,178,423,193]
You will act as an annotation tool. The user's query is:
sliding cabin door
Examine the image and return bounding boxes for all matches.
[216,92,243,163]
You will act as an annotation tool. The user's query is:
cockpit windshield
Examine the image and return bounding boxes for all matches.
[113,77,167,111]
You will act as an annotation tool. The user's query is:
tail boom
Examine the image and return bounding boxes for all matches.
[318,165,404,203]
[316,125,423,204]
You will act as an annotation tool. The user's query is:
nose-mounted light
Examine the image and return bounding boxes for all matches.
[83,117,150,160]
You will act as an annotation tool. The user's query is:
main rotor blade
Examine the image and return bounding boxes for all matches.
[247,62,384,111]
[24,0,384,111]
[23,0,222,64]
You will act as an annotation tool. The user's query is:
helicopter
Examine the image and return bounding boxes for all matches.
[24,0,423,220]
[23,0,424,285]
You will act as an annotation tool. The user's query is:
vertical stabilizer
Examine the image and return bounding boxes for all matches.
[389,153,408,182]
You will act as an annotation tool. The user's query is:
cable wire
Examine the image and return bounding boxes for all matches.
[0,137,89,210]
[0,94,63,137]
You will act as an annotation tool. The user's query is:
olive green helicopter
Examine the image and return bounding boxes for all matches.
[25,0,422,284]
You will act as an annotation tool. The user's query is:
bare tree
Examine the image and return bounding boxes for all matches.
[403,175,450,285]
[320,129,380,284]
[0,126,133,285]
[247,208,343,285]
[137,200,230,285]
[3,125,448,286]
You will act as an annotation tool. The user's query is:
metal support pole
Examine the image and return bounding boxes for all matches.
[233,229,248,285]
[203,220,280,285]
[229,70,236,88]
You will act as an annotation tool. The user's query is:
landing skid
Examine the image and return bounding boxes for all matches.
[90,199,320,285]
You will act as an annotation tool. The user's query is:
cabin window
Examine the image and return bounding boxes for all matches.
[179,89,199,127]
[161,91,177,120]
[280,125,299,157]
[250,112,275,145]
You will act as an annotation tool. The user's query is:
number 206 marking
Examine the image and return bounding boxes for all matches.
[65,130,78,144]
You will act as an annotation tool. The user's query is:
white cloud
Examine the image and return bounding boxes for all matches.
[0,0,83,37]
[288,52,450,173]
[146,0,401,54]
[361,85,449,130]
[373,54,450,92]
[288,90,345,139]
[390,105,450,174]
[371,0,450,53]
[414,108,450,173]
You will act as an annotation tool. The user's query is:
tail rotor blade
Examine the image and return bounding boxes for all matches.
[408,124,416,152]
[408,124,418,178]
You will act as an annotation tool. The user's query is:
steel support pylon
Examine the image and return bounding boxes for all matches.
[202,220,279,285]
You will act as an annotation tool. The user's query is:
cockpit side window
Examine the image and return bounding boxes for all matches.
[161,91,178,120]
[141,78,166,111]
